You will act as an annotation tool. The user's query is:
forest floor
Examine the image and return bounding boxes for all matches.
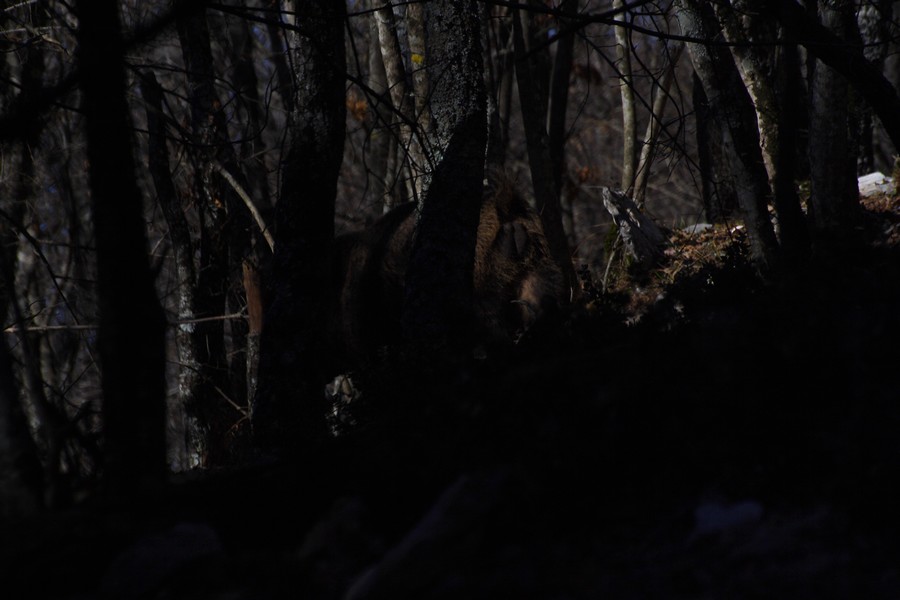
[4,190,900,599]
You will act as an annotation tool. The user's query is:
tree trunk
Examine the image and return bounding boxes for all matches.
[512,6,577,294]
[807,0,860,243]
[765,0,900,155]
[140,72,204,470]
[0,279,43,517]
[373,0,422,207]
[633,40,683,208]
[855,0,892,174]
[177,6,253,465]
[547,0,576,199]
[675,0,780,275]
[401,0,486,349]
[694,72,737,223]
[263,0,294,112]
[484,6,515,170]
[713,0,809,260]
[366,2,396,206]
[253,0,346,454]
[77,0,167,494]
[613,0,637,193]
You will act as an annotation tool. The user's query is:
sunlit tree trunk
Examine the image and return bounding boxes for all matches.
[676,0,780,274]
[713,0,809,260]
[613,0,637,193]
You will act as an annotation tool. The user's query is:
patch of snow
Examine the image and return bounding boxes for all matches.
[681,223,713,235]
[858,171,894,198]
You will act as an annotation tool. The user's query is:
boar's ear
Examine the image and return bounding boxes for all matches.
[498,221,530,258]
[512,222,528,256]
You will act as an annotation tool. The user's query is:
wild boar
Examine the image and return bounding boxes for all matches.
[330,180,566,368]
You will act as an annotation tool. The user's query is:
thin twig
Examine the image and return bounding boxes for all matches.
[210,161,275,252]
[3,311,247,334]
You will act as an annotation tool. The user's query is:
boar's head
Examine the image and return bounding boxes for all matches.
[330,180,567,369]
[473,178,566,344]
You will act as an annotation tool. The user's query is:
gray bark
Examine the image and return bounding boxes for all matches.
[713,0,808,259]
[675,0,780,274]
[177,6,255,465]
[401,0,486,348]
[855,0,893,173]
[140,72,204,470]
[613,0,637,193]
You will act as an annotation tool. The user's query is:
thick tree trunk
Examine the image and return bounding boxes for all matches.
[713,0,809,260]
[855,0,892,174]
[807,0,860,243]
[765,0,900,155]
[77,0,167,494]
[253,0,346,454]
[401,0,486,348]
[676,0,780,275]
[0,284,43,517]
[694,72,737,223]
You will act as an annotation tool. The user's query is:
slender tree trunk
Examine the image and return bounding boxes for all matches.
[253,0,346,454]
[373,0,423,207]
[484,6,514,169]
[141,72,204,470]
[613,0,637,193]
[264,0,294,112]
[366,2,395,205]
[548,0,576,198]
[512,7,577,293]
[177,7,254,465]
[77,0,167,494]
[634,41,683,208]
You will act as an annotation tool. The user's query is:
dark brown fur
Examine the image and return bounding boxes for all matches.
[330,181,566,368]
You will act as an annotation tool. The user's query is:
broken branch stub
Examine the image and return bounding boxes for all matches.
[601,187,667,269]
